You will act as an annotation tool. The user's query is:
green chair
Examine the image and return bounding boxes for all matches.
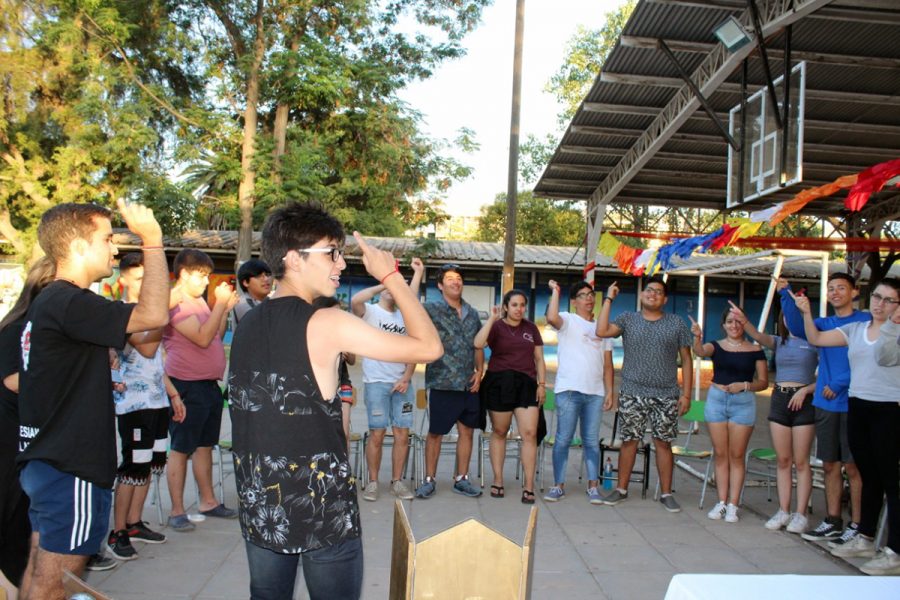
[537,389,584,492]
[742,446,777,503]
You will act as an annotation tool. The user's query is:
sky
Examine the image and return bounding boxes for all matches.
[398,0,627,217]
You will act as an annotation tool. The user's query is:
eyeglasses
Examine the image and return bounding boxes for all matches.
[871,293,899,305]
[574,292,594,300]
[440,263,460,271]
[286,246,343,262]
[644,287,666,296]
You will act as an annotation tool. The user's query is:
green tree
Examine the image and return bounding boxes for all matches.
[476,192,584,246]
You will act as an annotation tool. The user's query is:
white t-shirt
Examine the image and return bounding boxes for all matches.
[553,312,613,396]
[361,303,408,383]
[839,321,900,402]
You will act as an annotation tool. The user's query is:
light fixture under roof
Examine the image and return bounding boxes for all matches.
[714,16,753,53]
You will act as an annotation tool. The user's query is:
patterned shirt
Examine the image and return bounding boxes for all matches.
[114,344,168,415]
[229,297,360,554]
[424,297,482,391]
[613,311,693,398]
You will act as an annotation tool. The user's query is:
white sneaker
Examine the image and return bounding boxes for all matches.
[860,547,900,576]
[765,509,790,530]
[830,534,876,558]
[724,503,739,523]
[361,481,378,502]
[707,501,727,520]
[786,513,808,534]
[390,480,414,500]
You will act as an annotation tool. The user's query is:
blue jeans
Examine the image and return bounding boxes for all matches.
[245,536,363,600]
[552,391,603,483]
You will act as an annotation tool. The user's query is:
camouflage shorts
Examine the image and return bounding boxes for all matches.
[618,394,679,442]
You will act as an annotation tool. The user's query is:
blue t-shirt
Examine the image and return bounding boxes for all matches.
[780,287,871,412]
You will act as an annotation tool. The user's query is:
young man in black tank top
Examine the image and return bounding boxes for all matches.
[228,202,442,600]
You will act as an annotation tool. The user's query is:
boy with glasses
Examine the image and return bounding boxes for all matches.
[228,202,441,599]
[780,273,868,545]
[595,276,693,512]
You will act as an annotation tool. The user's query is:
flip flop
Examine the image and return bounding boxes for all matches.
[521,490,535,505]
[200,504,238,519]
[490,485,505,498]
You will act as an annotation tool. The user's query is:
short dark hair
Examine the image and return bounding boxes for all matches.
[827,272,857,287]
[37,203,112,262]
[236,259,272,292]
[173,249,214,279]
[118,252,144,273]
[874,277,900,295]
[437,264,462,286]
[644,275,668,295]
[569,281,593,299]
[261,202,345,280]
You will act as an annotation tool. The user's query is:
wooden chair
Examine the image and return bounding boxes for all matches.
[390,500,537,599]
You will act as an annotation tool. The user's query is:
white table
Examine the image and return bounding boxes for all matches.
[665,574,900,600]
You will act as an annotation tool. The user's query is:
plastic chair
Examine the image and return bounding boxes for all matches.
[742,447,777,503]
[600,411,652,499]
[662,400,714,508]
[477,422,524,489]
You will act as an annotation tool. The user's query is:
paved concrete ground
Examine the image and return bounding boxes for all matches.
[77,368,889,599]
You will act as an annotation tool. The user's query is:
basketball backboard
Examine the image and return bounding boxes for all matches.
[727,61,806,208]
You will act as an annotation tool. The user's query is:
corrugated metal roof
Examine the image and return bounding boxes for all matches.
[535,0,900,217]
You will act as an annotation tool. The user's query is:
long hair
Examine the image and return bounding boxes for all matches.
[0,257,57,331]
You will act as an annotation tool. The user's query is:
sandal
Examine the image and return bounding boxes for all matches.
[490,485,505,498]
[521,490,535,505]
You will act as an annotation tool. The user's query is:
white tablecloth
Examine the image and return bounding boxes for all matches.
[665,574,900,600]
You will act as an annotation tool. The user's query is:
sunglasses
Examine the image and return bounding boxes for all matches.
[440,263,460,271]
[286,246,343,262]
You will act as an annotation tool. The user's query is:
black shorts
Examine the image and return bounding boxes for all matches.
[815,407,854,464]
[480,370,538,412]
[768,385,815,427]
[169,378,223,454]
[427,389,480,435]
[117,407,170,486]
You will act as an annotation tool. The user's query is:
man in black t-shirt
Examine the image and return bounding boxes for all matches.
[228,202,442,600]
[17,200,169,599]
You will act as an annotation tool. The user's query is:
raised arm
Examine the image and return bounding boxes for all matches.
[596,281,623,338]
[679,345,693,415]
[688,315,715,357]
[778,279,807,339]
[408,257,424,299]
[172,283,238,348]
[792,291,846,347]
[602,347,616,411]
[350,283,384,318]
[474,305,500,349]
[119,200,170,333]
[546,280,564,330]
[728,300,775,349]
[315,233,442,365]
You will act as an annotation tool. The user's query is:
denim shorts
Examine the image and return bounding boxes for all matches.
[20,460,111,555]
[363,382,414,430]
[704,386,756,426]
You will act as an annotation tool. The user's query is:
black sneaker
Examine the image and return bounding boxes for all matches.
[827,522,860,548]
[801,518,842,542]
[85,553,118,571]
[126,520,167,544]
[107,529,138,560]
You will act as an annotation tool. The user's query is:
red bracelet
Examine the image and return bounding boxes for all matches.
[380,270,400,285]
[142,245,164,250]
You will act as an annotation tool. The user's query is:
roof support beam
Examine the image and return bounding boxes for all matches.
[657,38,740,148]
[620,35,900,69]
[599,73,900,106]
[646,0,900,24]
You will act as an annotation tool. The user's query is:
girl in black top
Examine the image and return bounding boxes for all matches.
[691,306,768,524]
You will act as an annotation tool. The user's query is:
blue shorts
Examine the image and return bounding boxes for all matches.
[19,460,111,555]
[705,386,756,426]
[427,389,480,435]
[169,378,223,454]
[363,382,414,430]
